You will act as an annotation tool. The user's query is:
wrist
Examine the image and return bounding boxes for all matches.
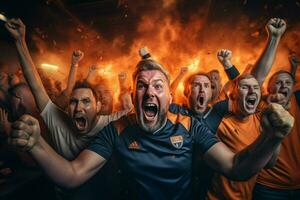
[223,61,233,70]
[28,136,43,153]
[264,130,284,142]
[15,38,26,47]
[71,63,79,68]
[269,35,281,42]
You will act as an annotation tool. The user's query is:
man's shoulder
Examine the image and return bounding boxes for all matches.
[112,113,137,135]
[166,109,193,132]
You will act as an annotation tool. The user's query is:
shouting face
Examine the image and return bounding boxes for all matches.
[268,72,294,107]
[188,75,212,114]
[134,70,172,133]
[68,88,100,134]
[235,77,261,116]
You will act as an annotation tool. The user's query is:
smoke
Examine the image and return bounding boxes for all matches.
[9,0,300,103]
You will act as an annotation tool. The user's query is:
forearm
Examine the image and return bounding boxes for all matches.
[119,92,133,111]
[65,64,78,94]
[251,36,281,85]
[30,137,80,188]
[230,134,282,180]
[15,39,49,111]
[290,63,298,79]
[86,71,94,84]
[224,65,240,80]
[265,144,280,169]
[118,78,128,92]
[170,74,184,92]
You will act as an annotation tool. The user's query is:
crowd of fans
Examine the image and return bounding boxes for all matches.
[0,17,299,200]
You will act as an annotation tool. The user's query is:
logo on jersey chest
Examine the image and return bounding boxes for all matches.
[170,135,183,149]
[128,141,140,150]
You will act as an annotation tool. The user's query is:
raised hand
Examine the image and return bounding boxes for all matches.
[217,49,233,68]
[8,115,41,151]
[180,67,188,75]
[266,18,287,38]
[71,50,84,66]
[267,93,286,106]
[4,18,26,41]
[89,64,99,73]
[261,103,294,139]
[118,72,127,81]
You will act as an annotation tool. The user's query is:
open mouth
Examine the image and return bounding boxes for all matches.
[199,97,204,105]
[245,96,257,108]
[197,94,206,106]
[279,90,288,97]
[74,116,88,131]
[143,103,158,119]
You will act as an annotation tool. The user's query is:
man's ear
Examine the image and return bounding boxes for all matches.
[96,101,102,113]
[169,92,173,104]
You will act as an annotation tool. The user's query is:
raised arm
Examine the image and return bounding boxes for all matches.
[86,64,99,84]
[251,18,286,86]
[118,72,133,111]
[5,19,49,111]
[8,115,106,188]
[289,54,299,79]
[63,50,84,95]
[217,49,240,81]
[203,103,294,180]
[170,67,188,93]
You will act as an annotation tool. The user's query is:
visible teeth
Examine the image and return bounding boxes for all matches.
[145,103,156,107]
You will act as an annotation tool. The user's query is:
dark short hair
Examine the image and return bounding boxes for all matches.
[8,82,28,97]
[132,59,170,84]
[183,72,211,97]
[72,81,99,101]
[267,70,295,92]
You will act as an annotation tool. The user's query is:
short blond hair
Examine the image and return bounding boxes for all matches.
[132,59,170,84]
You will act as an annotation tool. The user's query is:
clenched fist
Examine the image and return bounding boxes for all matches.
[180,67,188,75]
[118,72,127,81]
[8,115,41,151]
[261,103,294,139]
[217,49,233,69]
[267,93,286,106]
[71,50,84,66]
[5,18,26,41]
[266,18,286,38]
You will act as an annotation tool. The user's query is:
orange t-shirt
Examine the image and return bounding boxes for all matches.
[257,93,300,189]
[206,113,261,200]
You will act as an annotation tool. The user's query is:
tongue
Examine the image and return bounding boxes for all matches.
[145,110,156,117]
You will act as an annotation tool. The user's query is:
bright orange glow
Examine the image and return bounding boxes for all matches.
[41,63,59,70]
[30,8,297,107]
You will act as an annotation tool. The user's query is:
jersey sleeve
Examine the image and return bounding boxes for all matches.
[212,99,229,117]
[87,123,118,160]
[40,100,77,159]
[225,65,240,80]
[191,118,219,155]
